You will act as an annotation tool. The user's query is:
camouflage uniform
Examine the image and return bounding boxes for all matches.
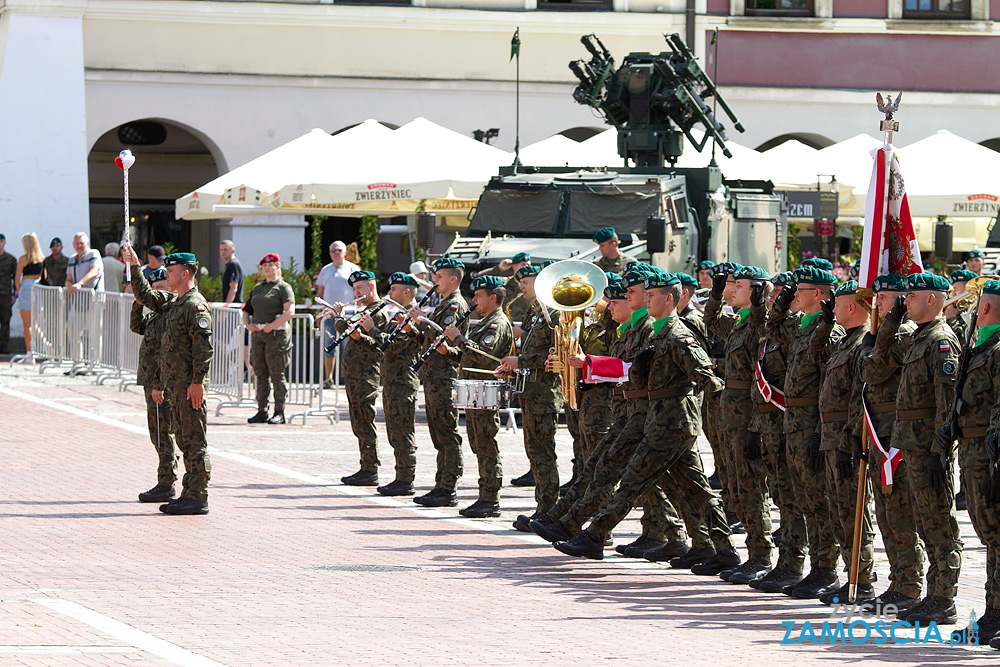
[859,319,924,599]
[947,313,971,346]
[872,316,962,598]
[412,290,470,492]
[518,300,564,513]
[767,306,843,571]
[705,296,773,561]
[583,316,731,554]
[43,253,68,289]
[478,266,529,327]
[0,251,15,351]
[702,319,729,506]
[445,307,514,503]
[956,327,1000,608]
[130,298,176,486]
[131,270,213,501]
[340,303,390,474]
[572,311,616,477]
[372,307,422,483]
[593,253,637,277]
[246,278,295,414]
[815,321,876,584]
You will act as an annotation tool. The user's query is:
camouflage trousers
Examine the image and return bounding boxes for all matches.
[902,444,963,598]
[760,418,807,574]
[724,426,774,561]
[586,429,732,553]
[382,382,417,483]
[424,381,463,491]
[0,294,10,349]
[958,436,1000,607]
[164,386,211,501]
[823,439,876,585]
[556,409,687,544]
[786,427,839,570]
[345,376,380,473]
[521,402,560,514]
[566,405,583,479]
[144,385,177,486]
[250,329,291,413]
[576,385,613,478]
[702,389,732,511]
[868,443,924,599]
[466,408,502,503]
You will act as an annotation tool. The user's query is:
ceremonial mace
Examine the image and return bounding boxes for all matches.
[115,150,136,280]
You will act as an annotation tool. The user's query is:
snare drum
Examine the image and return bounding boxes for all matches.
[452,379,507,410]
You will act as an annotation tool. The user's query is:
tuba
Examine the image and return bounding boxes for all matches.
[943,275,1000,311]
[534,260,609,410]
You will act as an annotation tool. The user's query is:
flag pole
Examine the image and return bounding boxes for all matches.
[511,27,521,173]
[849,93,900,603]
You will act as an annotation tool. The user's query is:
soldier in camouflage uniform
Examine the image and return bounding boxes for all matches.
[767,267,843,598]
[813,280,877,605]
[363,273,422,496]
[439,275,514,517]
[950,281,1000,642]
[705,265,774,582]
[749,272,809,593]
[129,267,177,504]
[332,271,390,487]
[243,253,295,424]
[858,274,924,613]
[409,257,470,507]
[478,251,531,333]
[869,272,961,625]
[551,272,738,571]
[42,238,69,290]
[572,298,616,478]
[945,269,976,345]
[590,227,636,276]
[125,248,213,515]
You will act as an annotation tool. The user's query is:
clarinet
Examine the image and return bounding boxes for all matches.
[378,285,438,352]
[326,301,390,354]
[410,308,475,372]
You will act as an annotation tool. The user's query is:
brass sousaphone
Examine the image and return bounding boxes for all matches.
[534,259,609,410]
[943,274,1000,311]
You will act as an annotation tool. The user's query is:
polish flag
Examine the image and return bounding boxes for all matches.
[858,145,923,289]
[582,355,631,384]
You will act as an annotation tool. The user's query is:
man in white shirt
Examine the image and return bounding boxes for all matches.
[66,232,103,293]
[316,240,359,386]
[102,242,125,293]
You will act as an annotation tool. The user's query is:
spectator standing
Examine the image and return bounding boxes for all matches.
[219,240,244,305]
[410,260,434,303]
[0,234,17,354]
[43,238,68,288]
[14,232,44,362]
[141,245,165,281]
[102,242,125,293]
[244,253,295,425]
[317,240,359,387]
[65,232,104,293]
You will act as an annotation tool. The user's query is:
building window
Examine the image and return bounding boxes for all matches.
[744,0,813,16]
[902,0,969,19]
[537,0,613,10]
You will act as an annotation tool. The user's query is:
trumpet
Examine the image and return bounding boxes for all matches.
[534,260,609,410]
[943,275,999,311]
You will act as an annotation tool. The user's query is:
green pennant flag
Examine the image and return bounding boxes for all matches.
[510,28,520,62]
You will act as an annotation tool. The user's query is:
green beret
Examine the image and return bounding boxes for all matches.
[710,262,742,278]
[644,271,680,290]
[623,261,641,274]
[605,272,622,284]
[771,271,794,287]
[800,258,833,271]
[794,267,836,286]
[905,272,950,292]
[50,237,61,247]
[949,269,977,284]
[162,252,197,267]
[833,280,858,298]
[850,259,860,279]
[592,227,616,243]
[675,272,698,288]
[387,272,418,287]
[697,260,715,272]
[981,279,1000,296]
[348,270,375,286]
[512,252,531,264]
[604,282,627,300]
[540,260,555,269]
[967,249,985,259]
[433,257,464,271]
[922,261,936,272]
[733,266,772,282]
[872,274,905,293]
[514,265,540,281]
[148,268,167,283]
[622,268,652,288]
[471,275,505,291]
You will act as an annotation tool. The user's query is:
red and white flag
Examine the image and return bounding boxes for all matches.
[858,145,923,289]
[582,355,631,384]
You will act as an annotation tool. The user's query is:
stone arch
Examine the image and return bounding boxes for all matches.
[755,132,835,152]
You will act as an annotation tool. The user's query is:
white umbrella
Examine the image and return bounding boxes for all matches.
[897,129,1000,218]
[519,134,590,168]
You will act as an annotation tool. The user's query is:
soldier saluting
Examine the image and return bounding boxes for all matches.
[123,247,214,515]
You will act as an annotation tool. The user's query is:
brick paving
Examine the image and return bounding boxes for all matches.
[1,361,997,665]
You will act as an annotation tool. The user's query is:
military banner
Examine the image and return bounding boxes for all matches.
[858,145,922,288]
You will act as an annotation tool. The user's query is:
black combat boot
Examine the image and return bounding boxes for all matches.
[861,589,919,615]
[904,595,957,625]
[159,497,209,515]
[727,558,773,584]
[530,518,574,543]
[138,484,175,503]
[691,548,741,576]
[553,531,605,560]
[619,536,665,558]
[414,488,457,507]
[459,500,501,518]
[510,471,535,487]
[377,480,414,496]
[669,546,715,569]
[247,411,268,424]
[819,582,875,605]
[341,469,378,486]
[976,606,1000,643]
[644,541,690,562]
[756,567,805,593]
[788,568,839,599]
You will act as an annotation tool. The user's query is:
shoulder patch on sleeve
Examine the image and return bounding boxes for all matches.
[196,305,206,311]
[942,360,956,375]
[197,317,210,329]
[449,304,458,310]
[939,342,951,352]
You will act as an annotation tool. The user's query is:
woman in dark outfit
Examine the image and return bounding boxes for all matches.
[243,253,295,424]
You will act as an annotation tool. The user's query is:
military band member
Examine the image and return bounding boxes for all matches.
[479,251,532,334]
[438,275,514,517]
[695,260,715,291]
[129,267,177,504]
[945,269,976,345]
[333,270,390,487]
[363,272,422,496]
[965,248,985,276]
[124,248,213,515]
[409,258,470,507]
[590,227,636,276]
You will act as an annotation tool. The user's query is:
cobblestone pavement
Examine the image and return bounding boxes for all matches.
[0,360,997,665]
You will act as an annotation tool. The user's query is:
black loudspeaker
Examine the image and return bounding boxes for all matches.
[646,215,666,254]
[417,212,437,251]
[934,220,953,260]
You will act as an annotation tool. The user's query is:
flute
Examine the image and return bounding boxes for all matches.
[379,286,438,352]
[326,301,390,352]
[410,308,475,372]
